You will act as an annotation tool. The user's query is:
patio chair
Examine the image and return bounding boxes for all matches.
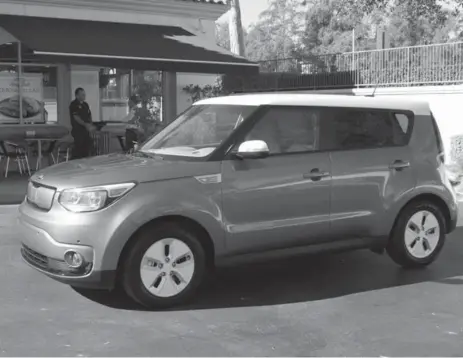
[52,138,74,164]
[0,141,31,178]
[91,131,111,156]
[0,146,4,172]
[28,140,58,170]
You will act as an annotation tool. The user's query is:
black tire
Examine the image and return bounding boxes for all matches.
[121,222,207,309]
[387,201,446,269]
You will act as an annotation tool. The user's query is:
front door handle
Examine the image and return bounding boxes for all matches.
[303,169,330,181]
[389,160,410,171]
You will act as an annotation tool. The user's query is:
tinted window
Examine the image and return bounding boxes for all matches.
[241,107,319,154]
[321,109,412,151]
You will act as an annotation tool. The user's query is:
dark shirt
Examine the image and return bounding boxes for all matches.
[69,99,92,135]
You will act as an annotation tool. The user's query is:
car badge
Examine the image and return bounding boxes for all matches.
[36,174,44,181]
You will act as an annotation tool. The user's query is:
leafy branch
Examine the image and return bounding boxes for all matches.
[182,78,226,103]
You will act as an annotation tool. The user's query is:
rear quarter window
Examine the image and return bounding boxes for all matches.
[320,108,414,151]
[391,112,413,145]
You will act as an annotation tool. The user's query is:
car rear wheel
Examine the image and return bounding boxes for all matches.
[121,223,206,309]
[387,201,446,268]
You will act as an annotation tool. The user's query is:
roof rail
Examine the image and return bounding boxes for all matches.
[230,85,355,95]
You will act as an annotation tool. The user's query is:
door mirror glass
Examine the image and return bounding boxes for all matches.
[235,140,270,159]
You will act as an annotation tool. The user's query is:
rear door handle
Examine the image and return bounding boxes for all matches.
[303,169,330,181]
[389,160,410,171]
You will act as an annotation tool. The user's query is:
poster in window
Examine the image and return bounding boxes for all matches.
[0,73,46,123]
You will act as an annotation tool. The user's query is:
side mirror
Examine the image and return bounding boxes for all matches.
[235,140,270,159]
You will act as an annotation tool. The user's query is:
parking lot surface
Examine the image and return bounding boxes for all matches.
[1,225,463,356]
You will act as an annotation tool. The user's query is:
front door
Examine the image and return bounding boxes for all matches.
[320,108,416,240]
[221,106,332,256]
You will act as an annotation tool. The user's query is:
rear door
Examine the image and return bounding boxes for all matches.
[320,107,416,240]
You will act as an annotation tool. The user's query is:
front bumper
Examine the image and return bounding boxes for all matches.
[18,216,116,289]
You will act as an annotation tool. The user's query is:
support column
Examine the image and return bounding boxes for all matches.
[57,63,72,128]
[162,71,177,124]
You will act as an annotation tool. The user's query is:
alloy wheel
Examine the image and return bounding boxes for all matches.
[139,238,195,298]
[404,210,441,259]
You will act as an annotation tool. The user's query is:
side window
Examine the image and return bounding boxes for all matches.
[392,113,413,145]
[395,113,409,133]
[321,109,412,151]
[241,107,319,155]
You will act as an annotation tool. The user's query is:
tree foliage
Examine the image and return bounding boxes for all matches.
[343,0,463,18]
[207,0,463,94]
[132,71,162,119]
[132,71,163,134]
[183,79,225,103]
[233,0,463,62]
[246,0,305,61]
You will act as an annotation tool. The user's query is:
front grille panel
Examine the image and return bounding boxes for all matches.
[27,181,56,210]
[22,244,48,269]
[21,245,93,277]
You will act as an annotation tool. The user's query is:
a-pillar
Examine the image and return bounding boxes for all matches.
[162,71,177,124]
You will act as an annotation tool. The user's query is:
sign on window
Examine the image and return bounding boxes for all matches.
[0,73,45,124]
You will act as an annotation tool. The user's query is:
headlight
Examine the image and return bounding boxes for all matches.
[59,182,136,213]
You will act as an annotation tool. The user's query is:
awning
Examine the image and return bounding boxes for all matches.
[0,15,258,75]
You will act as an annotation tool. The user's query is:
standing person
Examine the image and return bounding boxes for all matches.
[69,88,94,159]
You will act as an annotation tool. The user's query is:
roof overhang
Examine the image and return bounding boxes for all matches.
[0,15,257,75]
[0,26,17,46]
[0,0,229,23]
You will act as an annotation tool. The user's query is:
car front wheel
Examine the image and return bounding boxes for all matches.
[387,201,446,268]
[121,223,207,309]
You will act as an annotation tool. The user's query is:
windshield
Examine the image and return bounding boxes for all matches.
[140,104,257,158]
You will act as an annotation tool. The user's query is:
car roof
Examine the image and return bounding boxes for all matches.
[195,93,430,115]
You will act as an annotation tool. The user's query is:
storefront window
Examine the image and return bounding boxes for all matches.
[23,66,57,123]
[100,68,162,123]
[132,70,162,122]
[101,68,130,100]
[101,68,131,122]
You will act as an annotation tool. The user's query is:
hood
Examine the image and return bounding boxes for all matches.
[30,153,219,191]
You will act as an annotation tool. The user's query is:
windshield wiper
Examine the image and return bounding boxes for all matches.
[132,151,163,160]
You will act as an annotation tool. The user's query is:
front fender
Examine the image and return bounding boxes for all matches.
[99,177,225,271]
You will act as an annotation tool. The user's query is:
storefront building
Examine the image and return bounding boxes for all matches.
[0,0,257,133]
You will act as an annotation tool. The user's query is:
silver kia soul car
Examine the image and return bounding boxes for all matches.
[18,94,459,308]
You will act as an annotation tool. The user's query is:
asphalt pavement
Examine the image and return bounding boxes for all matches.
[1,223,463,356]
